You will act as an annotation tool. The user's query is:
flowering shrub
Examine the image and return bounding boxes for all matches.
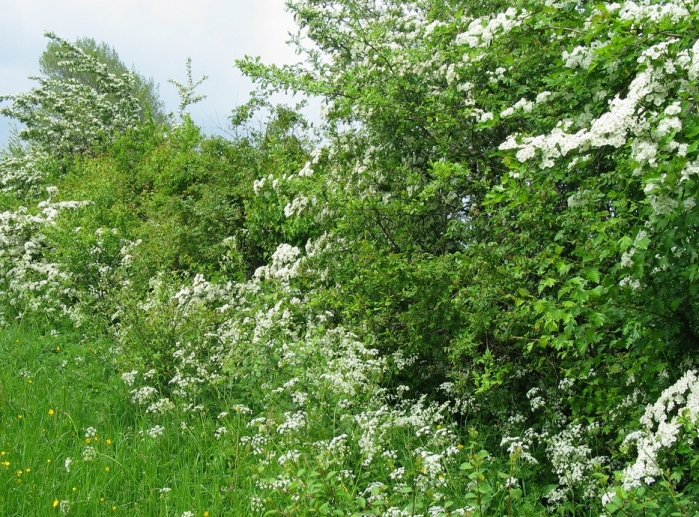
[0,189,89,324]
[601,370,699,515]
[2,1,699,515]
[0,32,141,159]
[237,0,699,509]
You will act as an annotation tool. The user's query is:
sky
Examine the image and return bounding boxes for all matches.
[0,0,315,148]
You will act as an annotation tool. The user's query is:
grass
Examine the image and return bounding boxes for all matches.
[0,323,251,516]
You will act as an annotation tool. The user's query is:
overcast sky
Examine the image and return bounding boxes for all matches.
[0,0,314,148]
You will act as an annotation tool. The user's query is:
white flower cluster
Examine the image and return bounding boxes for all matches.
[283,193,311,218]
[146,398,175,414]
[499,36,695,170]
[619,0,692,25]
[620,369,699,490]
[501,436,538,465]
[82,446,97,461]
[141,425,165,439]
[130,386,158,404]
[546,424,607,502]
[563,42,606,70]
[500,97,535,119]
[0,195,90,324]
[456,8,527,48]
[254,243,303,283]
[121,370,138,387]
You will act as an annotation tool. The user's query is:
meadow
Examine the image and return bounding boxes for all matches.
[0,324,248,516]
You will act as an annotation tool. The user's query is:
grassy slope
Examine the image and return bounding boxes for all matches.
[0,323,250,517]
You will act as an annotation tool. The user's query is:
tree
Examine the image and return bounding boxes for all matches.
[39,36,167,124]
[0,32,146,193]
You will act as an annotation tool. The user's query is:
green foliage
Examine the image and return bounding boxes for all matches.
[0,324,249,516]
[0,32,142,159]
[3,0,699,514]
[39,35,167,124]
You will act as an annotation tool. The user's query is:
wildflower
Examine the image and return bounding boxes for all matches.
[105,439,112,445]
[53,499,59,507]
[141,425,165,439]
[64,457,72,472]
[48,409,55,415]
[82,447,96,461]
[104,466,110,472]
[121,370,138,386]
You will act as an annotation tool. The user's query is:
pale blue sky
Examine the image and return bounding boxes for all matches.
[0,0,314,148]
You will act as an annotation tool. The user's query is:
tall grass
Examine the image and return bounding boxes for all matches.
[0,323,251,516]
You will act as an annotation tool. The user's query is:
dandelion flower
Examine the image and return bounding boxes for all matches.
[104,466,110,472]
[53,499,59,507]
[48,409,55,415]
[105,439,112,445]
